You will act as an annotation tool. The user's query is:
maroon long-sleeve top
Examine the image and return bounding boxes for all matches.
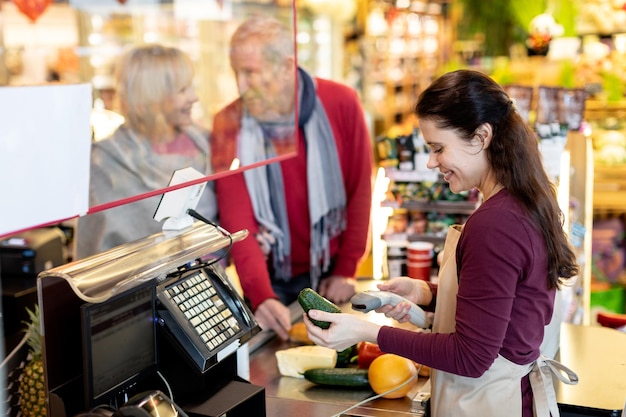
[378,189,555,416]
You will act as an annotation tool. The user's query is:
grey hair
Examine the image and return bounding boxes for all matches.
[230,15,294,65]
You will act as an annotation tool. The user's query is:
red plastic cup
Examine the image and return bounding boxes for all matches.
[407,261,431,280]
[407,242,434,280]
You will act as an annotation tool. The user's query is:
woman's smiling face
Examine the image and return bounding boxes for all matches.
[165,84,198,130]
[420,118,490,194]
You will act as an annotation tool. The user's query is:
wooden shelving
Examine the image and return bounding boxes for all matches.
[380,167,478,247]
[381,200,478,215]
[594,164,626,214]
[361,2,447,135]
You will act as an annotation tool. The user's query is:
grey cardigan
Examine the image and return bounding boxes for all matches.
[75,124,217,259]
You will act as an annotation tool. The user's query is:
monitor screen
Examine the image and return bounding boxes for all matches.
[81,281,157,409]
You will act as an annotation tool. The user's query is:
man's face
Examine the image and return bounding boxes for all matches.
[230,39,293,122]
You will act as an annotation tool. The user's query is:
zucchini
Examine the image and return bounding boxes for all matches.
[303,367,371,388]
[297,288,341,329]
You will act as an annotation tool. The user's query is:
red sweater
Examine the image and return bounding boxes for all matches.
[212,78,373,310]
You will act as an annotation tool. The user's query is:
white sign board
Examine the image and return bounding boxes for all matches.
[154,167,207,231]
[0,83,92,237]
[174,0,232,21]
[69,0,160,14]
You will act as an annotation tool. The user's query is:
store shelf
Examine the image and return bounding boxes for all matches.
[585,100,626,121]
[593,164,626,213]
[382,200,479,215]
[361,4,446,135]
[383,232,446,244]
[407,234,446,243]
[377,165,478,280]
[385,167,439,182]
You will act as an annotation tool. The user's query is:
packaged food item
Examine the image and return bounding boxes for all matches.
[386,240,408,278]
[396,134,416,171]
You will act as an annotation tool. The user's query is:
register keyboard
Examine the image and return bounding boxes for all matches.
[156,264,259,372]
[162,272,240,351]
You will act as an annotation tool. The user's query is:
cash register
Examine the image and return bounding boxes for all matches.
[1,227,66,347]
[37,221,265,417]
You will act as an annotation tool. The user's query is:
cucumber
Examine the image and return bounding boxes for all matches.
[336,344,358,368]
[303,367,371,388]
[298,288,341,329]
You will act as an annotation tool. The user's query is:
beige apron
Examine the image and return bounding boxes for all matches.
[429,225,578,417]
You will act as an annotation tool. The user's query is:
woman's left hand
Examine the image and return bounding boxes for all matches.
[303,309,381,351]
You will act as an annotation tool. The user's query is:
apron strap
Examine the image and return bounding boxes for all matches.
[530,356,579,417]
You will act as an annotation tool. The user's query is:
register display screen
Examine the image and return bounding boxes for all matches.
[81,282,157,407]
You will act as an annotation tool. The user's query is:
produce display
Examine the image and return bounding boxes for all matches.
[592,126,626,165]
[275,327,430,398]
[577,0,626,35]
[273,288,430,402]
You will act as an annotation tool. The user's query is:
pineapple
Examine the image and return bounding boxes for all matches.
[18,304,47,417]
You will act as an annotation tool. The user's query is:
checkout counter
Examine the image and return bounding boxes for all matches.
[36,223,265,417]
[246,279,626,417]
[247,279,430,417]
[25,223,625,417]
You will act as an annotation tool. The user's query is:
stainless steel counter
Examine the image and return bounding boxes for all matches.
[248,330,430,416]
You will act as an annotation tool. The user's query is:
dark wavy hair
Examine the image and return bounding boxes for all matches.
[415,69,579,288]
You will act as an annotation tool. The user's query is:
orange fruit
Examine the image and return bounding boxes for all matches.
[368,353,418,399]
[412,361,431,377]
[288,322,314,345]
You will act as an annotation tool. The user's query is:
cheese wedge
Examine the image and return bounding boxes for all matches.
[275,345,338,378]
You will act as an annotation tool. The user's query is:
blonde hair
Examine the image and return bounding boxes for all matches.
[115,44,194,142]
